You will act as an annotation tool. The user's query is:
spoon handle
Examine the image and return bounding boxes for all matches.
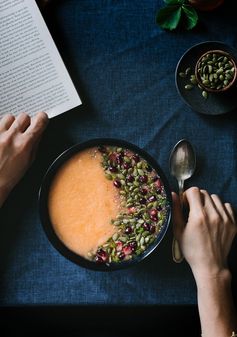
[172,180,185,263]
[178,179,184,208]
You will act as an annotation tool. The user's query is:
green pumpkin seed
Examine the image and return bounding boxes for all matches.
[202,90,208,99]
[179,72,186,78]
[184,84,193,90]
[112,233,119,241]
[202,79,210,85]
[140,237,145,245]
[137,162,142,168]
[137,169,144,175]
[136,233,141,241]
[119,236,127,243]
[216,68,224,75]
[190,77,197,85]
[226,73,233,80]
[185,67,191,75]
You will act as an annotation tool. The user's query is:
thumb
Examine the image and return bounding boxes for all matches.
[172,192,185,241]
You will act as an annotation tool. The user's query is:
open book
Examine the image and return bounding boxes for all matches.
[0,0,81,119]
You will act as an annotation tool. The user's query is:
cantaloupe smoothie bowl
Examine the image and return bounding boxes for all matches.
[39,139,172,271]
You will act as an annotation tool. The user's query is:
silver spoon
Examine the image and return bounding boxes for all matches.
[169,139,196,263]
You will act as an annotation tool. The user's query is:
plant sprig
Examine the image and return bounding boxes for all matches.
[156,0,198,31]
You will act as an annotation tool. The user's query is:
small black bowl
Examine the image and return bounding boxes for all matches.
[39,138,172,271]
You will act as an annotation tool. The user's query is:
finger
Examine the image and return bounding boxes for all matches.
[200,189,216,210]
[0,114,15,132]
[172,192,185,240]
[10,112,31,133]
[184,187,203,213]
[210,194,228,221]
[224,202,236,224]
[200,190,224,229]
[24,112,48,143]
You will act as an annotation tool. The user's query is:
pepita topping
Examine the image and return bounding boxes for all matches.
[179,67,209,99]
[88,146,168,265]
[196,51,236,91]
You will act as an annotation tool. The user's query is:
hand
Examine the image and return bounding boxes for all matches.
[172,187,237,281]
[0,112,48,207]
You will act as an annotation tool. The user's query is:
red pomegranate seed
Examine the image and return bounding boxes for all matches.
[116,241,123,251]
[150,209,158,221]
[123,162,131,170]
[97,249,108,261]
[113,179,121,188]
[109,153,117,163]
[109,166,117,173]
[129,241,137,252]
[142,222,151,231]
[116,154,123,165]
[148,195,157,202]
[123,245,132,256]
[139,175,148,183]
[118,252,125,260]
[139,198,146,205]
[127,174,134,183]
[95,256,104,263]
[140,187,148,195]
[128,207,136,214]
[125,226,132,234]
[150,209,158,217]
[154,178,162,188]
[149,225,156,233]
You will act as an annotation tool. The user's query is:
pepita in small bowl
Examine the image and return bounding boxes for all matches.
[195,49,237,93]
[39,139,172,271]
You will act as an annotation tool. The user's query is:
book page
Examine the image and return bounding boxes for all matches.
[0,0,81,118]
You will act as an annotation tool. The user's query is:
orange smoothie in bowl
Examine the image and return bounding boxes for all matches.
[48,148,120,259]
[41,141,171,269]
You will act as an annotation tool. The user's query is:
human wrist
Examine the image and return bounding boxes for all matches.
[194,268,232,291]
[194,268,237,336]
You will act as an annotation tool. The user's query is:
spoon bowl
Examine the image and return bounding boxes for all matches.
[169,139,196,262]
[169,139,196,189]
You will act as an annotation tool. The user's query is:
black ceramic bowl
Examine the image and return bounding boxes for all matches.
[39,139,172,271]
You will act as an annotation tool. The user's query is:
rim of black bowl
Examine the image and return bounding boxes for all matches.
[38,138,172,271]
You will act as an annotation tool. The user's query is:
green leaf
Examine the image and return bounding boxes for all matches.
[164,0,185,4]
[182,4,198,30]
[156,6,182,30]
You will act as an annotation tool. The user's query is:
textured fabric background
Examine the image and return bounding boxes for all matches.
[0,0,236,305]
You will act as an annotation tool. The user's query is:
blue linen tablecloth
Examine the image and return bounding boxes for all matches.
[0,0,236,306]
